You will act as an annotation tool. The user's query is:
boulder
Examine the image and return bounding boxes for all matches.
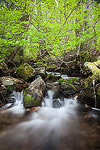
[23,77,46,108]
[77,75,100,108]
[84,59,100,77]
[59,77,82,96]
[16,63,35,81]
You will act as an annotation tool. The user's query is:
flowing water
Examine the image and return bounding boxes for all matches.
[92,78,97,109]
[0,86,100,150]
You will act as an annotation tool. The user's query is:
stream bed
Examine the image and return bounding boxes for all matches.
[0,82,100,150]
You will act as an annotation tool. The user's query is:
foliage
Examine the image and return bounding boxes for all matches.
[0,0,100,62]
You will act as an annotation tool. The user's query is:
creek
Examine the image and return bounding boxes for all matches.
[0,80,100,150]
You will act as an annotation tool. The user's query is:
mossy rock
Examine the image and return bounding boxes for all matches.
[83,75,100,89]
[78,89,100,109]
[77,75,100,108]
[59,77,79,84]
[84,60,100,77]
[59,77,81,96]
[58,78,65,84]
[16,63,35,81]
[23,77,46,108]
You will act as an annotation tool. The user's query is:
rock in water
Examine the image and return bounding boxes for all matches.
[23,77,46,108]
[16,63,35,81]
[59,77,81,96]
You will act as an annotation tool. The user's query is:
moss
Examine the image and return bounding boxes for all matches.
[59,77,79,85]
[72,77,79,82]
[84,60,100,77]
[7,85,14,91]
[23,94,41,106]
[23,94,35,104]
[84,76,93,89]
[66,79,72,83]
[43,64,47,67]
[34,99,41,106]
[68,83,76,90]
[94,59,100,66]
[58,78,65,84]
[16,63,35,81]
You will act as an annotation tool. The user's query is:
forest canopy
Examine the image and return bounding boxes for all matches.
[0,0,100,62]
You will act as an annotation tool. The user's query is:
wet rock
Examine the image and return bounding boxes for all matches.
[53,99,63,108]
[59,77,82,96]
[77,76,100,108]
[77,88,100,109]
[0,76,27,106]
[23,77,46,108]
[16,63,35,81]
[46,82,60,92]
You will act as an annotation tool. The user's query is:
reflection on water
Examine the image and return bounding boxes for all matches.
[0,90,100,150]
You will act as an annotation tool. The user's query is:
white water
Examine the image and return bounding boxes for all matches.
[1,90,80,150]
[6,91,25,115]
[1,89,100,150]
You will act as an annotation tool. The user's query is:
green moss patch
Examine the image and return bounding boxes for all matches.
[59,77,79,85]
[23,94,41,106]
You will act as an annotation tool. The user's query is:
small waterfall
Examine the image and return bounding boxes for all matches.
[6,91,25,115]
[43,90,66,108]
